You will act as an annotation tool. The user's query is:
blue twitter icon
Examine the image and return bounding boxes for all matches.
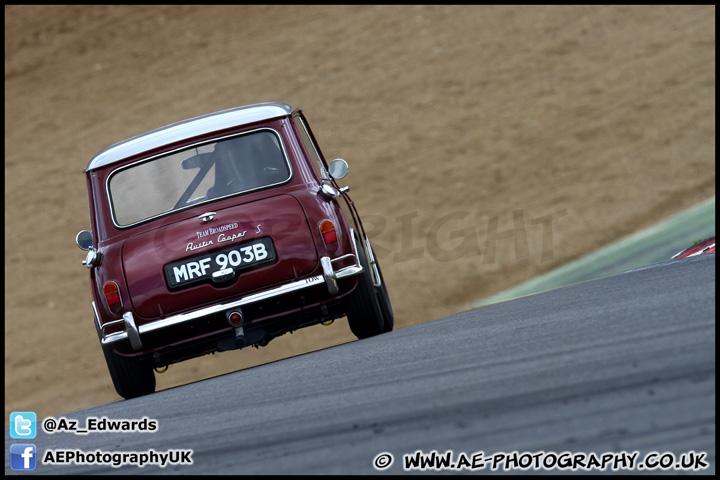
[10,411,37,439]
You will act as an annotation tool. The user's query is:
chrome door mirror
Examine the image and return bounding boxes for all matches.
[76,230,93,251]
[328,158,349,179]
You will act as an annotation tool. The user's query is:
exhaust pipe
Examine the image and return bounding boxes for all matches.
[233,326,246,348]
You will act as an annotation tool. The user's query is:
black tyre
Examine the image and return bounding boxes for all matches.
[345,237,389,339]
[374,255,394,333]
[101,344,156,399]
[96,321,155,399]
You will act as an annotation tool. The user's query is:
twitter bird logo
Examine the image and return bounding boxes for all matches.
[10,412,37,439]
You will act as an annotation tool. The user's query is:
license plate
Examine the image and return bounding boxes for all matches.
[164,237,276,288]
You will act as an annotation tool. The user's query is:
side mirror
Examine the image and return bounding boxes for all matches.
[76,230,93,251]
[328,158,349,180]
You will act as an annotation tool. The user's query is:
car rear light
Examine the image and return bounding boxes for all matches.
[227,311,243,327]
[320,220,338,252]
[103,281,123,315]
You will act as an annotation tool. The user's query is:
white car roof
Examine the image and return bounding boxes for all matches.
[85,102,295,171]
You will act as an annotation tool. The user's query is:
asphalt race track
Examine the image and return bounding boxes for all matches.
[5,253,715,475]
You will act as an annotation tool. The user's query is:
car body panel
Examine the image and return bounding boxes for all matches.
[122,194,318,319]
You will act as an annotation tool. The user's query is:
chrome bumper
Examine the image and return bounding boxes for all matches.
[95,254,362,350]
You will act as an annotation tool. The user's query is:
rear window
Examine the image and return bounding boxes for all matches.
[107,129,291,227]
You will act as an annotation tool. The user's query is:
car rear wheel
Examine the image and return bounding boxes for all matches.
[374,255,394,333]
[101,344,156,399]
[96,321,155,399]
[345,237,391,339]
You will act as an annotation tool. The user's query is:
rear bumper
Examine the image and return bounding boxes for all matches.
[95,254,362,351]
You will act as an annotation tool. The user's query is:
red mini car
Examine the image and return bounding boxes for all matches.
[76,103,393,399]
[671,236,715,259]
